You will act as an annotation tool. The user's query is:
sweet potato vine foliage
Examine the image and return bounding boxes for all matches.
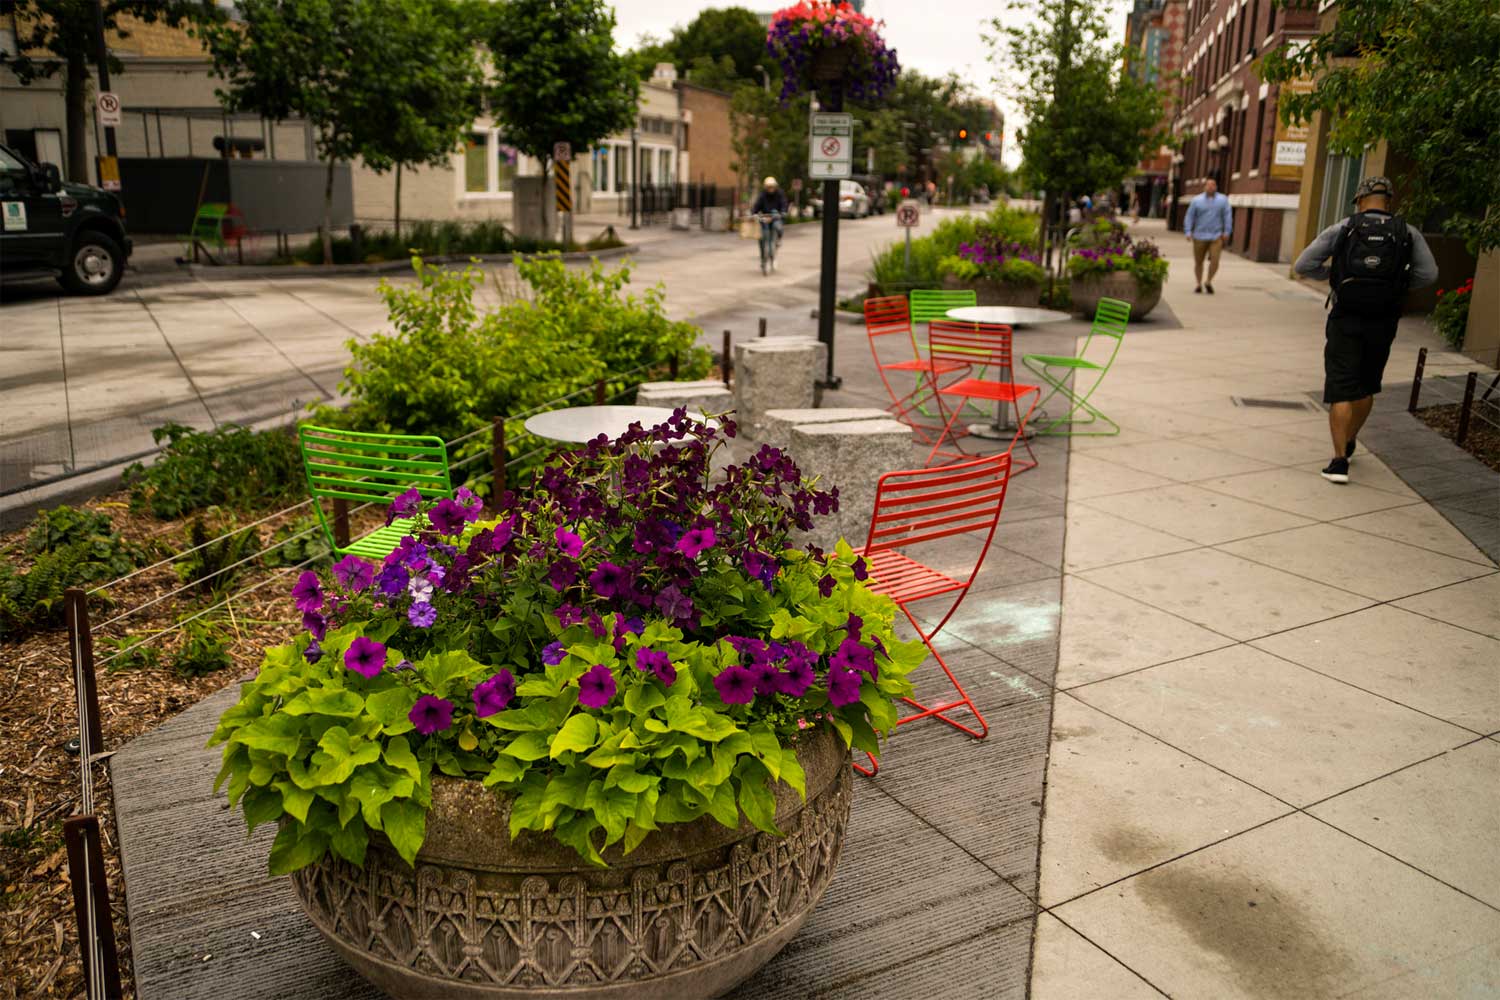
[211,412,924,869]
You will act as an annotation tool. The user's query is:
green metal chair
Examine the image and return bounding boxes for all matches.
[297,425,455,559]
[1020,297,1130,436]
[908,289,980,415]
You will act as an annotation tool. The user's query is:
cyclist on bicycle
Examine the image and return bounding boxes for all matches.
[751,176,788,248]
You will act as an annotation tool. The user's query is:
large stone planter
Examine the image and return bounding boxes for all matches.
[1068,271,1162,320]
[941,274,1043,308]
[290,725,851,1000]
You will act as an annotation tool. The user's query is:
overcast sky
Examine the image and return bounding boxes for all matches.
[610,0,1137,164]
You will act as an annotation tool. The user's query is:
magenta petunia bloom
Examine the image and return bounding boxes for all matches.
[292,570,323,613]
[555,527,583,558]
[409,694,454,735]
[827,667,862,707]
[388,487,422,521]
[656,584,694,622]
[713,664,757,705]
[490,516,516,552]
[542,641,567,666]
[844,613,864,641]
[831,637,876,677]
[407,601,437,628]
[301,610,327,640]
[454,486,483,522]
[332,555,374,592]
[428,498,468,538]
[577,663,617,708]
[677,525,717,558]
[344,636,386,678]
[471,670,516,718]
[588,561,628,599]
[776,657,816,697]
[375,561,408,597]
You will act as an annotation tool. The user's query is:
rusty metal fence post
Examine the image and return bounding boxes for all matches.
[331,497,351,549]
[64,815,123,1000]
[1407,347,1427,413]
[1456,370,1478,445]
[722,330,732,389]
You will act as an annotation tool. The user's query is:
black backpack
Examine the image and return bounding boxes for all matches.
[1330,211,1413,315]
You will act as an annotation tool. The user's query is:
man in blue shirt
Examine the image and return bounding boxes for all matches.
[1183,178,1233,294]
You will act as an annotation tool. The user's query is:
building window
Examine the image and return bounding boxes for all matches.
[1251,97,1266,169]
[464,132,488,193]
[592,146,609,194]
[658,148,672,185]
[614,143,628,191]
[1319,153,1365,231]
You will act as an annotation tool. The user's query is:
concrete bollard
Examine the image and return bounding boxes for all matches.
[761,407,892,450]
[788,418,913,551]
[733,338,827,434]
[636,380,736,416]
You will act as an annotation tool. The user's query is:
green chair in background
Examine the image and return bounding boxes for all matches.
[297,425,455,559]
[1020,297,1130,436]
[909,289,980,415]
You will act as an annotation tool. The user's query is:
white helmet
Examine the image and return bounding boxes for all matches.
[763,176,778,189]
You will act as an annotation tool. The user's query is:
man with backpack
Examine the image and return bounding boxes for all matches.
[1294,176,1438,484]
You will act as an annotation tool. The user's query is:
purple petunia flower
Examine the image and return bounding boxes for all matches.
[471,669,516,718]
[555,527,583,559]
[303,638,323,664]
[344,636,386,679]
[713,664,757,705]
[656,584,694,622]
[636,648,677,686]
[852,557,869,581]
[375,561,408,598]
[292,570,323,613]
[394,658,414,672]
[332,556,374,592]
[301,610,327,640]
[408,694,454,735]
[454,486,483,522]
[388,487,422,520]
[677,525,717,558]
[490,516,516,552]
[428,498,468,538]
[776,657,816,697]
[578,663,617,708]
[827,667,862,707]
[844,613,864,641]
[588,561,628,599]
[555,604,585,627]
[831,637,876,677]
[750,659,781,696]
[408,601,437,629]
[395,537,428,569]
[542,641,567,666]
[547,559,579,592]
[743,550,777,587]
[818,574,836,598]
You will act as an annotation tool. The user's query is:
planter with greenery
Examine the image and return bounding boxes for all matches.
[1067,233,1168,319]
[1433,277,1473,349]
[212,414,924,999]
[938,239,1046,307]
[766,0,899,103]
[867,205,1039,296]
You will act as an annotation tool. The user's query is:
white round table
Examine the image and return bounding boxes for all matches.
[945,306,1073,326]
[524,405,682,444]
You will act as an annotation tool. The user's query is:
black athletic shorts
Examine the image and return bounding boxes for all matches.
[1323,309,1399,404]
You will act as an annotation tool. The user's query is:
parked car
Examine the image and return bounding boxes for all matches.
[852,174,889,214]
[810,180,872,219]
[0,143,131,295]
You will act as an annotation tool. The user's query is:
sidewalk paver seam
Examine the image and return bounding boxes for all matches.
[132,288,218,427]
[215,293,338,401]
[1037,913,1173,998]
[54,295,76,473]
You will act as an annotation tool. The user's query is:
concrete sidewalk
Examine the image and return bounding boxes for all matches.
[1031,221,1500,998]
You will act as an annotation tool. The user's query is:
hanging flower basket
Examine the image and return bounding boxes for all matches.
[767,1,899,103]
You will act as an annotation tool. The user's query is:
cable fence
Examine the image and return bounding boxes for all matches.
[1407,348,1500,447]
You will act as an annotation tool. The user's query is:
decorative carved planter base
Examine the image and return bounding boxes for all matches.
[1068,272,1162,320]
[290,727,852,999]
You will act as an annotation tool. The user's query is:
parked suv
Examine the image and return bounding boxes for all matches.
[0,143,131,295]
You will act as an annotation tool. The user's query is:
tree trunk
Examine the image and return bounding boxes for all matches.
[394,163,402,241]
[322,158,335,265]
[65,51,90,183]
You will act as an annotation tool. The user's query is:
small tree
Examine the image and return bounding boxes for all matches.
[988,0,1166,243]
[1259,0,1500,253]
[1,0,218,183]
[485,0,639,168]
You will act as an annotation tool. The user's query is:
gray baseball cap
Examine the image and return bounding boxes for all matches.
[1352,176,1393,202]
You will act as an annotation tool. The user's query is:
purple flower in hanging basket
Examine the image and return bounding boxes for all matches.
[409,694,454,735]
[588,561,629,599]
[301,610,327,640]
[428,498,468,538]
[555,527,584,559]
[303,639,323,664]
[677,525,717,558]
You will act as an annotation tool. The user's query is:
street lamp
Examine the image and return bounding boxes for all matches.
[629,127,640,230]
[752,64,770,93]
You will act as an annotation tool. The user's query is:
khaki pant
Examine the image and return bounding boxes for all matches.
[1192,237,1223,285]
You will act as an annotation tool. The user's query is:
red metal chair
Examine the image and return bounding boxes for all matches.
[924,321,1041,472]
[864,295,965,440]
[855,453,1014,776]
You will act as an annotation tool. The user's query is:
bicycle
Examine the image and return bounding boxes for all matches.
[756,212,783,275]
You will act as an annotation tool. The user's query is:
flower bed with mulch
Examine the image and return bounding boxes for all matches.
[1415,401,1500,473]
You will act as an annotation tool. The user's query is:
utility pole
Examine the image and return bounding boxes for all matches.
[92,0,119,188]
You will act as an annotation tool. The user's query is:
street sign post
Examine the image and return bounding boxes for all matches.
[896,200,920,277]
[552,141,571,164]
[96,92,121,127]
[553,142,573,244]
[809,112,853,180]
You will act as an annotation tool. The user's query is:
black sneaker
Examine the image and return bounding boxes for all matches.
[1321,457,1350,484]
[1206,284,1215,294]
[1193,285,1202,294]
[1345,438,1356,461]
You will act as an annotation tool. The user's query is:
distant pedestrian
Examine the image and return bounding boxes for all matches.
[1183,178,1232,293]
[1293,176,1437,484]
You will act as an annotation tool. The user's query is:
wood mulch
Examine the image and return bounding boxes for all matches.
[1415,400,1500,473]
[0,492,383,1000]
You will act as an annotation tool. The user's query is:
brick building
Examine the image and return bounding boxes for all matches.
[676,82,735,190]
[1170,0,1318,261]
[1123,0,1185,218]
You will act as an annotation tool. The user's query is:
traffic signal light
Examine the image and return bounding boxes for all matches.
[957,128,969,141]
[984,131,993,143]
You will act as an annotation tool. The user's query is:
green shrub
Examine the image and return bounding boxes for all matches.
[102,633,162,671]
[1432,278,1473,349]
[172,618,233,676]
[175,516,263,595]
[938,254,981,281]
[868,206,1040,294]
[261,517,332,570]
[124,423,303,520]
[286,219,626,265]
[0,510,148,641]
[26,506,115,554]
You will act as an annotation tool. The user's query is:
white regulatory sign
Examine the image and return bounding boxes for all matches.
[896,200,920,228]
[96,92,122,127]
[809,112,853,180]
[553,141,571,163]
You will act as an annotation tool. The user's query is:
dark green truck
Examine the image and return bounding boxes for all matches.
[1,143,132,295]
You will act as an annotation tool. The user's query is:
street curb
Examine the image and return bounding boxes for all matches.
[173,243,633,280]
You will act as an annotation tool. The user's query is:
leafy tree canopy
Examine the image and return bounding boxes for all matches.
[486,0,639,164]
[627,7,769,89]
[987,0,1166,202]
[1259,0,1500,253]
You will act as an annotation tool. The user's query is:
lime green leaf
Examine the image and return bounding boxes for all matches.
[329,821,368,865]
[274,780,315,824]
[482,755,526,787]
[623,682,665,718]
[502,730,551,761]
[383,736,420,780]
[350,765,414,828]
[541,767,592,813]
[550,714,599,758]
[230,713,304,757]
[380,798,426,867]
[365,687,417,733]
[554,812,606,867]
[736,761,781,835]
[283,687,365,718]
[705,781,740,829]
[267,821,329,875]
[242,785,283,834]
